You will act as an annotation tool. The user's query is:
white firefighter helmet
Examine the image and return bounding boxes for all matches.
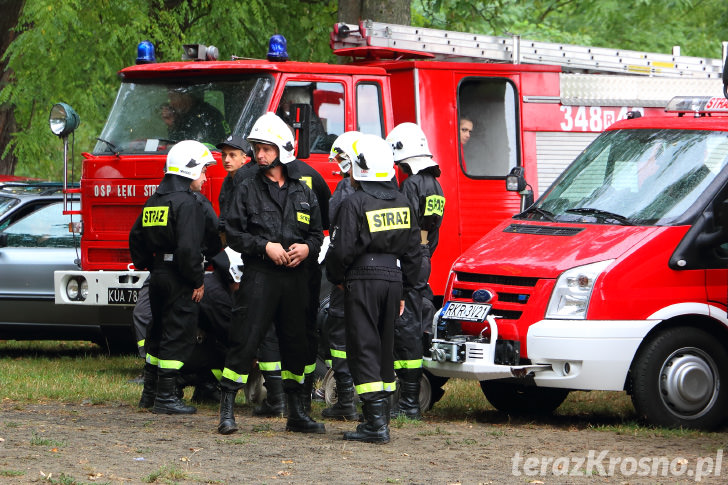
[165,140,216,180]
[386,122,438,174]
[351,134,396,182]
[224,247,244,283]
[246,112,296,163]
[329,131,362,173]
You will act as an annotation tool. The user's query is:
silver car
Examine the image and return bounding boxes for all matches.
[0,182,134,352]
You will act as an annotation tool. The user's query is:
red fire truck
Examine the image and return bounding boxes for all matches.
[51,22,723,367]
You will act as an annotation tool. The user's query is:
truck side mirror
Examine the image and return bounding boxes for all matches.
[506,167,534,211]
[290,103,311,159]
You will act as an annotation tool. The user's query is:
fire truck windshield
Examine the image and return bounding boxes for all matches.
[526,129,728,226]
[93,76,273,154]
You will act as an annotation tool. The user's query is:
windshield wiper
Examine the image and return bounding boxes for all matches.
[96,138,119,154]
[565,207,632,225]
[520,205,556,222]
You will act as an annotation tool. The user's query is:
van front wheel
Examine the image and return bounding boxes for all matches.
[479,380,569,414]
[630,326,728,429]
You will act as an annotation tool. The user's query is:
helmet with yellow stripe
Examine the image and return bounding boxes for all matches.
[165,140,216,180]
[350,134,395,182]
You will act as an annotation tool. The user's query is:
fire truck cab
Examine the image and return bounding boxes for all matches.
[427,94,728,429]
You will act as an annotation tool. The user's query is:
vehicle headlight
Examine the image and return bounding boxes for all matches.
[545,260,613,320]
[80,279,88,300]
[66,277,88,301]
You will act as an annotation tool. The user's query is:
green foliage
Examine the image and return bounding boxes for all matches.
[5,0,728,179]
[2,0,336,180]
[414,0,728,57]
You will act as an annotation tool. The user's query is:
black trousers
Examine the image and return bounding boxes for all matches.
[221,267,309,392]
[325,285,350,375]
[344,278,401,402]
[394,245,431,367]
[146,266,198,377]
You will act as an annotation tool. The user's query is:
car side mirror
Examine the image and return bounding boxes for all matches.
[0,233,7,248]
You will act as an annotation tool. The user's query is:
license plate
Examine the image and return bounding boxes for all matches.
[108,288,139,305]
[441,302,491,322]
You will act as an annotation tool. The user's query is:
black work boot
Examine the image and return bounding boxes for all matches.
[138,364,157,409]
[192,373,221,404]
[343,398,390,444]
[218,389,238,435]
[285,390,325,433]
[321,374,358,420]
[253,371,286,417]
[395,368,422,420]
[152,374,197,415]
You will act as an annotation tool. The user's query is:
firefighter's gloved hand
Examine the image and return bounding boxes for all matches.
[265,242,291,266]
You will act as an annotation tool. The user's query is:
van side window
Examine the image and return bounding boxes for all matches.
[277,81,345,155]
[356,82,384,137]
[457,79,519,177]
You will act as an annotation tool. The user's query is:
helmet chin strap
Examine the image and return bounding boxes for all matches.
[258,158,282,171]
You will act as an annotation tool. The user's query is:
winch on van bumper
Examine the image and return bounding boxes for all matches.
[425,315,659,390]
[54,270,148,306]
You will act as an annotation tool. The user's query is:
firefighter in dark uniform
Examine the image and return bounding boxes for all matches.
[287,155,331,412]
[129,140,216,414]
[217,134,254,242]
[135,189,222,406]
[320,131,361,421]
[386,122,445,419]
[326,134,422,443]
[218,112,325,435]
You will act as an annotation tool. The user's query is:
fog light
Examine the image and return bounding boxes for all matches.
[66,279,79,300]
[80,279,88,301]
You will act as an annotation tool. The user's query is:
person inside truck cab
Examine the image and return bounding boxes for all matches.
[161,88,226,144]
[276,86,328,152]
[459,116,474,169]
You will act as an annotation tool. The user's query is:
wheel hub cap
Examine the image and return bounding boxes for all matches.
[659,349,717,416]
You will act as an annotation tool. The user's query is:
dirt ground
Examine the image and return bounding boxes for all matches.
[1,399,727,485]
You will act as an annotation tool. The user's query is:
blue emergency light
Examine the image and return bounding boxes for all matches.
[136,40,156,64]
[267,34,289,61]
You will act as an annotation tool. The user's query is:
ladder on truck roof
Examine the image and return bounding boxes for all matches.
[332,20,725,79]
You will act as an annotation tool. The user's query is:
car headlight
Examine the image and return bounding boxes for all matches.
[545,260,613,320]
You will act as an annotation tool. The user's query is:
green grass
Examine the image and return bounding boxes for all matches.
[0,339,724,440]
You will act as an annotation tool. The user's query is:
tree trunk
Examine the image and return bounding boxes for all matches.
[0,0,25,175]
[338,0,410,25]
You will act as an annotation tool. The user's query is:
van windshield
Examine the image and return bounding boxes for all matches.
[93,75,273,155]
[524,129,728,225]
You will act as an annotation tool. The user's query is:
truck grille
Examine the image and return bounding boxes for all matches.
[457,272,538,287]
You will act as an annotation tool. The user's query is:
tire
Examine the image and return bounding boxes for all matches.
[322,368,360,406]
[480,380,569,414]
[630,326,728,429]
